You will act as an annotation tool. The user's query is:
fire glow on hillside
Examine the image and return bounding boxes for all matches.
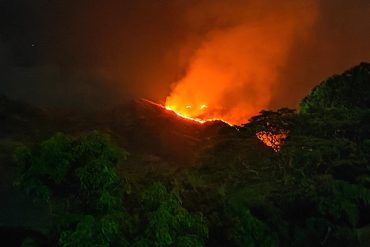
[164,104,232,125]
[165,105,206,123]
[163,100,287,151]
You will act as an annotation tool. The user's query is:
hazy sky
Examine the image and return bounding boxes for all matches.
[0,0,369,115]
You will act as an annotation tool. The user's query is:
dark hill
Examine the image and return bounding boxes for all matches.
[2,64,370,246]
[0,96,247,165]
[0,95,52,141]
[0,95,266,235]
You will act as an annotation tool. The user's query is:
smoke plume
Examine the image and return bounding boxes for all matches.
[165,1,318,124]
[0,0,369,119]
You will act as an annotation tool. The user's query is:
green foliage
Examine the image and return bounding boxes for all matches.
[274,174,370,247]
[135,182,208,247]
[59,215,122,247]
[15,131,128,246]
[244,108,297,136]
[316,178,370,226]
[281,136,359,176]
[14,133,74,203]
[15,132,209,246]
[300,63,370,113]
[225,197,278,247]
[59,216,102,247]
[11,63,370,246]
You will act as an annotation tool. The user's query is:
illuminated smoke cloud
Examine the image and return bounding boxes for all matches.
[165,0,318,125]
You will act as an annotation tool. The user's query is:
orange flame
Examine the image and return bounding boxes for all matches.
[165,105,232,125]
[165,105,205,123]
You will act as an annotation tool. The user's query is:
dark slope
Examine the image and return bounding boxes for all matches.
[0,96,250,238]
[0,95,53,141]
[0,96,246,165]
[102,99,238,164]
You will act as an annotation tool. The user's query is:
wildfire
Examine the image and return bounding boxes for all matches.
[165,105,206,123]
[164,104,231,125]
[165,102,287,151]
[142,99,287,150]
[161,1,318,126]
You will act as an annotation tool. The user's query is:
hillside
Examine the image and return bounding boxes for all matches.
[0,95,249,163]
[0,63,370,246]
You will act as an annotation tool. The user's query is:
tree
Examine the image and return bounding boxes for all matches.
[225,196,278,247]
[300,63,370,113]
[133,182,208,247]
[243,108,297,151]
[15,131,129,246]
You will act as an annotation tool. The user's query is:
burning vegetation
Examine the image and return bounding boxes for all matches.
[165,105,207,124]
[256,131,287,152]
[164,101,288,151]
[163,99,289,150]
[164,104,234,125]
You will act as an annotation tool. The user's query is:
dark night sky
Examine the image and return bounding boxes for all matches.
[0,0,369,111]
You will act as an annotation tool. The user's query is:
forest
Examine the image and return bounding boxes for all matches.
[0,63,370,246]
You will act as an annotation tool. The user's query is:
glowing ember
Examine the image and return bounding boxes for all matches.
[256,131,287,152]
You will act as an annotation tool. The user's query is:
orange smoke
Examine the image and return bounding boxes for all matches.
[165,1,318,125]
